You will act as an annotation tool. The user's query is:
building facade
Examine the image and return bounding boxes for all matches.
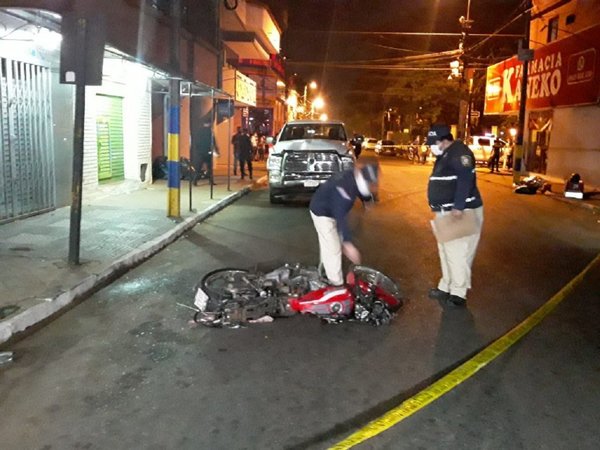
[217,0,286,165]
[0,0,221,222]
[484,0,600,187]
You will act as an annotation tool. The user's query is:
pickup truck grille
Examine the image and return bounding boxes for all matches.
[283,151,341,173]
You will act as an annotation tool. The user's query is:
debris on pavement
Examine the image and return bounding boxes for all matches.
[0,351,14,366]
[0,305,20,320]
[514,176,552,195]
[248,315,274,323]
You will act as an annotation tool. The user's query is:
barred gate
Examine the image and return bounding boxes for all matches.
[0,57,55,222]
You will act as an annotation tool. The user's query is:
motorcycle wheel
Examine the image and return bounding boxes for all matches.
[350,265,403,310]
[200,268,254,301]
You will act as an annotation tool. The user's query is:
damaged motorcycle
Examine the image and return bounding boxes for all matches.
[192,264,403,327]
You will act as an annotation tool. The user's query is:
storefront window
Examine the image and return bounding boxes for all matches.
[248,108,273,136]
[547,16,559,43]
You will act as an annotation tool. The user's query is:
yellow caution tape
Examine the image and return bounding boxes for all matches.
[330,252,600,450]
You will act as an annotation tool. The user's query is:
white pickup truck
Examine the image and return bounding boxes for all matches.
[467,135,499,165]
[266,120,355,203]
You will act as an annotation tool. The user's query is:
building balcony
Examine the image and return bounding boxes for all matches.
[221,0,281,60]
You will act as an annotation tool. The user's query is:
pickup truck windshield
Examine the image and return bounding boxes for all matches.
[280,124,347,141]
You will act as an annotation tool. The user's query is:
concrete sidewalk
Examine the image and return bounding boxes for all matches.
[0,167,266,345]
[476,168,600,213]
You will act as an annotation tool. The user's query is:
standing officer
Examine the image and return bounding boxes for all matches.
[426,124,483,307]
[489,139,503,173]
[238,128,253,180]
[309,157,379,286]
[231,127,243,176]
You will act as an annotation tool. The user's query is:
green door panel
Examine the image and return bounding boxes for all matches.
[95,95,124,182]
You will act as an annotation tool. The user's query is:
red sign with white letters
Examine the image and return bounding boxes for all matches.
[484,24,600,114]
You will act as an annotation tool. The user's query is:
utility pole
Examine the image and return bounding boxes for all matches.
[514,0,533,184]
[68,18,87,265]
[60,14,105,265]
[457,0,473,139]
[167,0,182,218]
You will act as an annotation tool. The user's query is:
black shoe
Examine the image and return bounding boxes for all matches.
[446,295,467,307]
[428,288,450,301]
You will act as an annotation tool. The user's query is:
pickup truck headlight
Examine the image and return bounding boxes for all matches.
[267,154,282,171]
[340,155,354,171]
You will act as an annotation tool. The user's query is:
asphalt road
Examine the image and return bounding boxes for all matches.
[1,159,599,450]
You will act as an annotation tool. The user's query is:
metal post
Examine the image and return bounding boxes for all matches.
[227,98,232,192]
[167,78,181,218]
[189,84,194,213]
[167,0,181,218]
[68,18,87,265]
[189,175,192,211]
[209,90,215,200]
[514,0,532,184]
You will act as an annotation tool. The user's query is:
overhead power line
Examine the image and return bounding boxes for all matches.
[285,63,488,71]
[287,30,523,38]
[287,49,462,67]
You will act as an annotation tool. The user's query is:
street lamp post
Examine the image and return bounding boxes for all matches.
[312,96,324,119]
[302,81,317,119]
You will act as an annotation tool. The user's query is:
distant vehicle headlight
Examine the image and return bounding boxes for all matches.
[267,154,282,171]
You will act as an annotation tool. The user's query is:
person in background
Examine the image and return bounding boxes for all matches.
[238,128,253,180]
[192,123,219,185]
[258,135,266,161]
[489,139,503,173]
[351,133,363,159]
[251,132,259,161]
[231,127,243,176]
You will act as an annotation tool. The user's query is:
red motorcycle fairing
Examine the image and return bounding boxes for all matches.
[348,275,403,312]
[289,286,354,317]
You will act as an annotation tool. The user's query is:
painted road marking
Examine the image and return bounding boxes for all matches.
[330,253,600,449]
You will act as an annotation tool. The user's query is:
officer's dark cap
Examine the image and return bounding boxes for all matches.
[426,124,453,145]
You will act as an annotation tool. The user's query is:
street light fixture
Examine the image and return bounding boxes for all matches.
[286,93,298,108]
[313,96,325,110]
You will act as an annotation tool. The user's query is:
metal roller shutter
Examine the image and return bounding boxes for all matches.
[0,57,55,222]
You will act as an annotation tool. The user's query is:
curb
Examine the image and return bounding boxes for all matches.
[0,187,251,346]
[545,192,600,214]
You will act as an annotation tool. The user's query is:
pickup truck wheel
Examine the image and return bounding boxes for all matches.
[270,193,282,204]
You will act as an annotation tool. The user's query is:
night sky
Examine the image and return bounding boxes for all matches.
[275,0,526,118]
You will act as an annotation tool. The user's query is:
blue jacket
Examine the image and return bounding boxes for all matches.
[309,170,359,242]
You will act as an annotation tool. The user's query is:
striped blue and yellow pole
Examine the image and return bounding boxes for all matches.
[167,78,181,218]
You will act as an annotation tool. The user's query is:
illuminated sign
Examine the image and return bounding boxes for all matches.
[484,24,600,114]
[235,71,257,107]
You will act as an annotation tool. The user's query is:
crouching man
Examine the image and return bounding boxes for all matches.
[309,157,380,286]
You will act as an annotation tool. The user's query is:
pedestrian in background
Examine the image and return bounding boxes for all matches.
[489,140,503,173]
[426,124,484,307]
[251,132,259,161]
[238,128,253,180]
[258,135,266,161]
[231,127,243,176]
[192,123,219,185]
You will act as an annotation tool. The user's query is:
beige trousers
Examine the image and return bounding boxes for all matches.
[310,212,344,286]
[435,206,484,299]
